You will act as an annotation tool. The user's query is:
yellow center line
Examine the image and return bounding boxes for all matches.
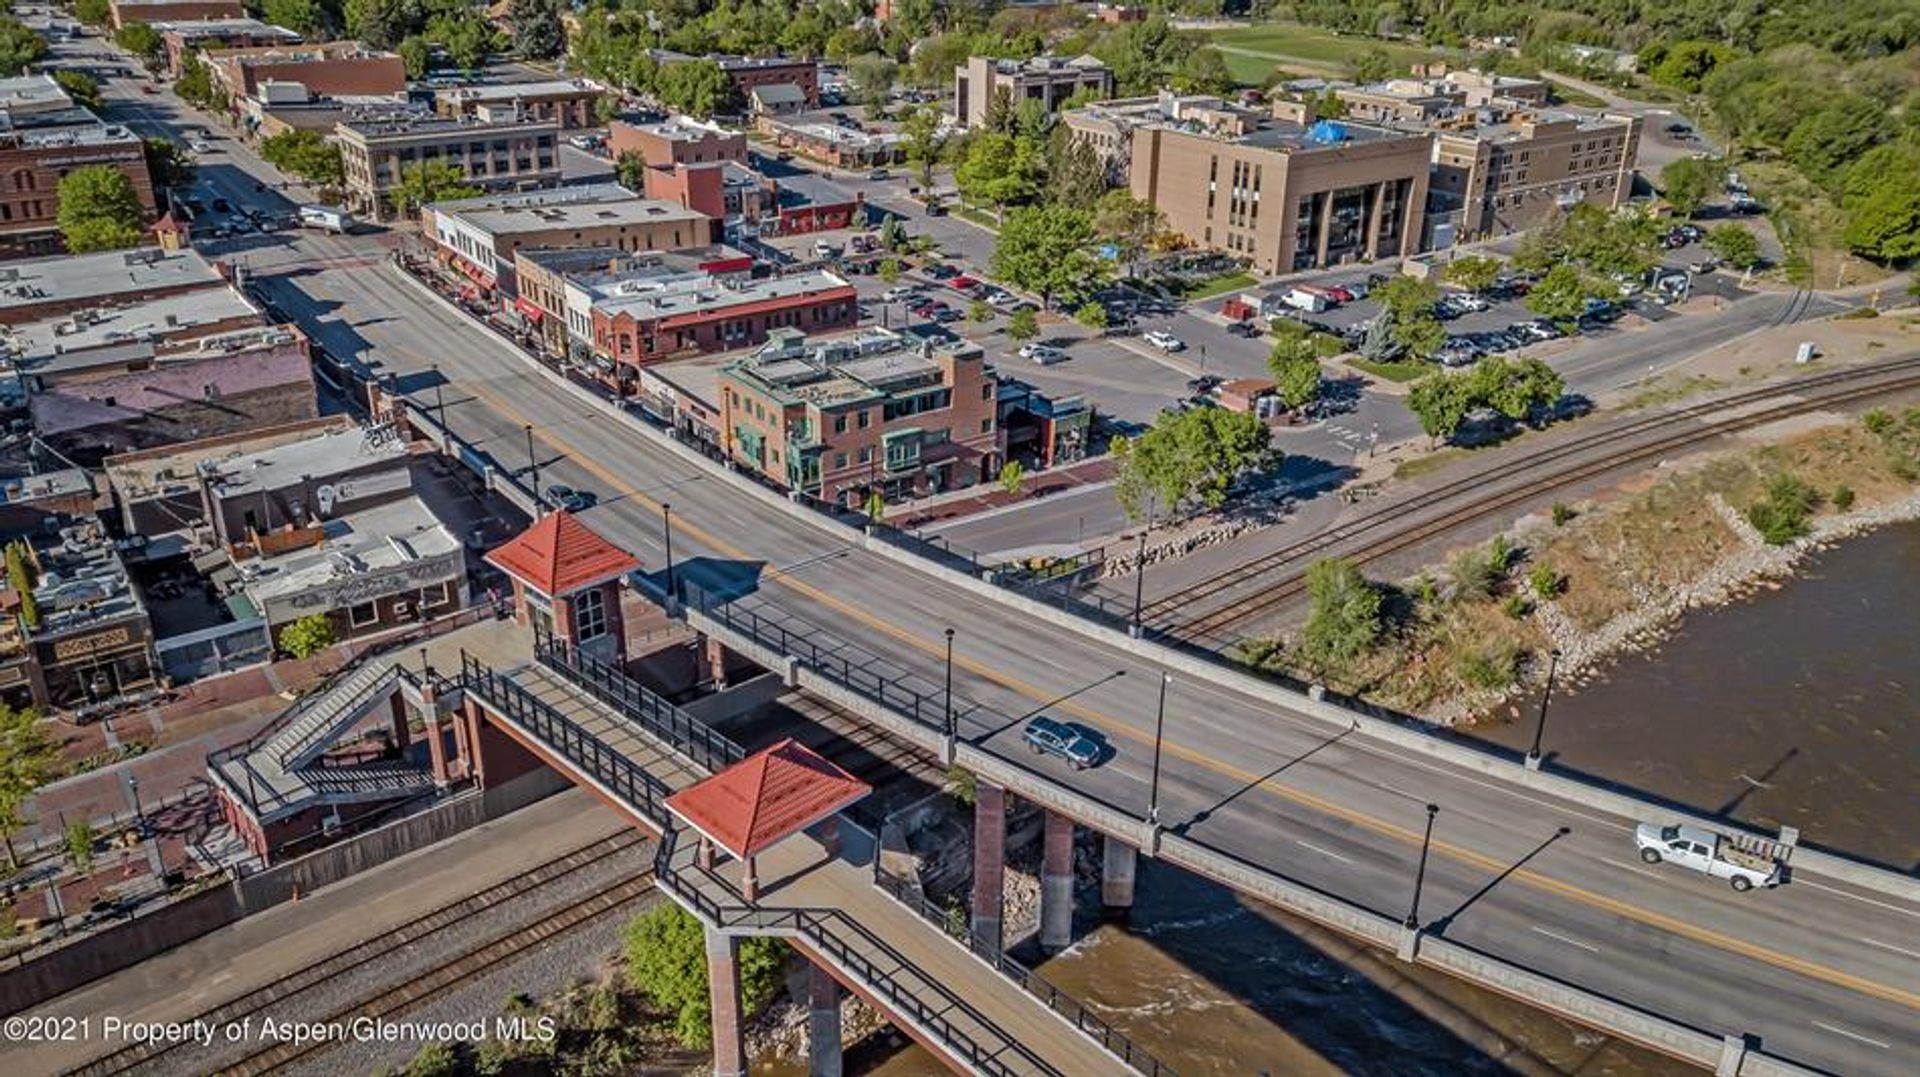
[464,372,1920,1014]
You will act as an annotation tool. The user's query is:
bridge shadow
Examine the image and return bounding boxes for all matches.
[1171,723,1356,837]
[1425,827,1572,938]
[1717,746,1800,819]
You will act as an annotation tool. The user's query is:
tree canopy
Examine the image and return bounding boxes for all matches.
[57,167,145,253]
[624,904,785,1049]
[509,0,566,60]
[990,204,1109,309]
[391,161,482,216]
[261,129,345,188]
[1297,558,1383,677]
[1114,407,1274,519]
[1659,156,1722,217]
[0,701,53,867]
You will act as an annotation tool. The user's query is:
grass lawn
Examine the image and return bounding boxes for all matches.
[952,204,1001,233]
[1205,22,1453,83]
[1347,357,1430,382]
[1546,82,1608,108]
[1176,270,1257,300]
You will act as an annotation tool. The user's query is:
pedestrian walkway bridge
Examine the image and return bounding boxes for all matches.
[459,651,1167,1076]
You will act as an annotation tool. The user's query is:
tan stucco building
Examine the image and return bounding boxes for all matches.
[1429,110,1641,239]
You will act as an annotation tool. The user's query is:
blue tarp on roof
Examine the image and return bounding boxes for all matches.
[1306,120,1348,144]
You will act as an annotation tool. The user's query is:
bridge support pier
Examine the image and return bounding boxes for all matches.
[1040,811,1074,952]
[705,925,748,1077]
[420,677,450,786]
[1715,1034,1749,1077]
[388,694,411,750]
[971,781,1006,952]
[702,634,730,690]
[808,961,843,1076]
[1101,835,1137,910]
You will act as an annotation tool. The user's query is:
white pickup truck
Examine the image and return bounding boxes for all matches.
[1635,823,1783,892]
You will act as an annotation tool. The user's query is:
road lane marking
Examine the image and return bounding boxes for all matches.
[1860,936,1920,961]
[1294,840,1353,865]
[1800,880,1920,919]
[378,265,1920,1017]
[1812,1021,1890,1049]
[1530,926,1599,954]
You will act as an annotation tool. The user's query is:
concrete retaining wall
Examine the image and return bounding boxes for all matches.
[680,671,787,725]
[0,769,568,1016]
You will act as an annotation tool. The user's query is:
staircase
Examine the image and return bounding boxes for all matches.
[261,662,404,771]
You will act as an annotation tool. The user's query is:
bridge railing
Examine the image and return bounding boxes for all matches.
[535,630,745,773]
[873,868,1177,1077]
[459,652,674,829]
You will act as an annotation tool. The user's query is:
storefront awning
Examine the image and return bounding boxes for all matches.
[457,258,496,290]
[514,296,545,323]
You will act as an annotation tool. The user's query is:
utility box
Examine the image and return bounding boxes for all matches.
[1795,341,1816,364]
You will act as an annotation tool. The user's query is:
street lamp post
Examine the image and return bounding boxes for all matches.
[524,424,540,511]
[1147,673,1171,827]
[1405,803,1439,929]
[128,774,144,830]
[1525,648,1564,772]
[662,503,676,602]
[1130,529,1148,637]
[943,628,956,740]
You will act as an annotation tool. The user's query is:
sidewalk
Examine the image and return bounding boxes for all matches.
[885,457,1118,530]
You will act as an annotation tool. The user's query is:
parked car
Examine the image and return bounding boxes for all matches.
[1019,343,1068,365]
[1186,374,1224,393]
[1143,330,1185,351]
[1227,320,1261,338]
[1322,284,1355,304]
[867,168,889,180]
[986,290,1019,309]
[544,484,596,512]
[923,263,959,280]
[930,307,962,323]
[880,286,920,303]
[1022,718,1102,769]
[1688,258,1719,274]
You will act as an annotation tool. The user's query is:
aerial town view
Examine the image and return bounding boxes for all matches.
[0,0,1916,1073]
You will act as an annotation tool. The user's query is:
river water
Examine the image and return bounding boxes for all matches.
[764,524,1920,1075]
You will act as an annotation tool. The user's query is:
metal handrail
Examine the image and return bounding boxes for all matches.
[534,631,745,773]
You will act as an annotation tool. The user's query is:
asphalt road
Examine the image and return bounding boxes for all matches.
[100,62,1920,1077]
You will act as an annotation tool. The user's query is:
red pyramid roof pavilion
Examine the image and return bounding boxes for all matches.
[666,739,871,859]
[485,511,642,597]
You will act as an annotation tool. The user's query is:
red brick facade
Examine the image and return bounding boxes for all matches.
[0,142,157,259]
[590,284,857,373]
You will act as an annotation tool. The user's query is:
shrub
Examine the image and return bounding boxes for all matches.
[1455,648,1517,690]
[279,613,335,659]
[1832,485,1856,510]
[65,820,94,870]
[1449,546,1500,600]
[1528,565,1564,599]
[623,904,786,1048]
[1550,501,1575,527]
[1862,409,1894,435]
[1502,594,1533,619]
[1745,473,1817,545]
[403,1042,457,1077]
[945,764,977,806]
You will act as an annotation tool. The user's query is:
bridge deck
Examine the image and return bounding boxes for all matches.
[493,664,1131,1077]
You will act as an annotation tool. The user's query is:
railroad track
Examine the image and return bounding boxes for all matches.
[67,831,650,1077]
[1148,355,1920,646]
[221,868,655,1076]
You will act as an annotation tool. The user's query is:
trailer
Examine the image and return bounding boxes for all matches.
[298,205,354,234]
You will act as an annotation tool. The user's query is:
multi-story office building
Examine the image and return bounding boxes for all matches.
[434,79,606,131]
[608,116,748,167]
[155,18,303,76]
[420,185,710,294]
[718,327,1002,504]
[1061,91,1229,183]
[335,112,561,220]
[1129,98,1431,273]
[205,41,406,102]
[0,76,156,258]
[1429,110,1641,239]
[954,55,1113,129]
[587,270,857,385]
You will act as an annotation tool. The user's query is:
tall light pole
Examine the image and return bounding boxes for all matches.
[943,628,956,740]
[1405,803,1439,930]
[662,503,676,601]
[1525,648,1564,772]
[1130,529,1148,637]
[524,424,540,510]
[1147,672,1171,827]
[128,774,144,830]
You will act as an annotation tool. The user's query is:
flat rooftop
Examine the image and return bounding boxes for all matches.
[593,269,848,322]
[452,196,707,238]
[206,423,411,496]
[522,243,749,280]
[773,170,857,207]
[339,113,556,139]
[717,55,816,71]
[440,79,601,102]
[152,17,303,40]
[0,248,224,320]
[241,495,460,605]
[26,520,143,640]
[428,182,631,216]
[4,286,260,366]
[627,116,740,142]
[104,416,356,500]
[974,54,1109,76]
[1235,117,1408,151]
[206,42,393,64]
[726,326,956,408]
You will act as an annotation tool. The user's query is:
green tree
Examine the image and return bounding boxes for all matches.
[0,702,54,867]
[1785,102,1892,192]
[1843,175,1920,262]
[1526,263,1590,327]
[65,820,95,872]
[391,161,482,216]
[1113,408,1274,519]
[1092,189,1163,278]
[428,12,493,71]
[1297,558,1382,677]
[345,0,414,49]
[1406,371,1475,444]
[1267,330,1322,410]
[1173,46,1233,94]
[1470,356,1565,421]
[615,149,648,192]
[144,138,196,191]
[1706,223,1762,269]
[174,55,220,109]
[279,613,336,658]
[849,53,898,112]
[260,129,345,187]
[0,18,44,78]
[998,460,1025,496]
[623,904,786,1048]
[968,299,993,322]
[877,258,901,285]
[1659,156,1722,217]
[114,23,165,67]
[1372,275,1446,360]
[1648,40,1733,93]
[879,216,907,252]
[655,60,735,118]
[1074,301,1109,332]
[1007,307,1039,340]
[1046,127,1110,211]
[57,167,145,253]
[397,35,431,79]
[956,131,1045,215]
[1441,256,1503,294]
[1746,474,1816,545]
[1346,45,1396,83]
[54,71,103,112]
[901,106,945,189]
[990,204,1108,310]
[73,0,112,26]
[260,0,325,36]
[509,0,566,60]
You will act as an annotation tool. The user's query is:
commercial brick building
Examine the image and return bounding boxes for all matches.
[1129,99,1431,273]
[587,269,856,386]
[753,111,905,169]
[514,244,752,359]
[336,112,561,221]
[719,327,1001,504]
[0,516,158,712]
[1428,111,1641,240]
[108,0,243,29]
[0,76,156,258]
[716,55,820,110]
[206,41,406,102]
[954,55,1113,129]
[422,186,711,295]
[156,18,303,76]
[434,79,606,131]
[0,246,229,326]
[608,116,747,167]
[1061,91,1229,183]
